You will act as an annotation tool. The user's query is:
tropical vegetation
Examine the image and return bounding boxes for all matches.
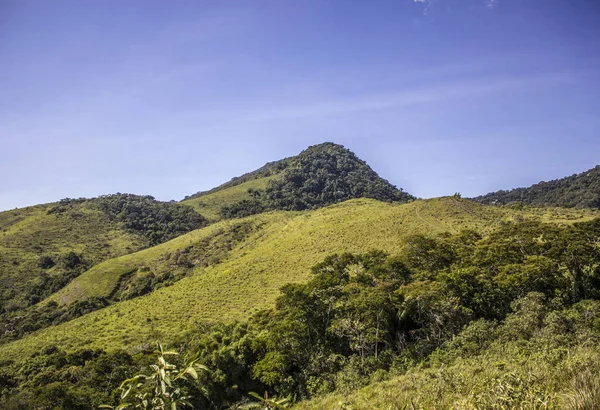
[472,164,600,209]
[1,144,599,409]
[1,216,599,408]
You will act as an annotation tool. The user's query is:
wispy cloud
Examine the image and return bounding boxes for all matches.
[414,0,501,15]
[239,72,575,122]
[414,0,434,16]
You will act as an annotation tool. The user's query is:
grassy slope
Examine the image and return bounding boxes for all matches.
[294,345,599,410]
[0,204,146,306]
[1,198,596,361]
[45,220,251,305]
[48,196,519,307]
[180,176,273,221]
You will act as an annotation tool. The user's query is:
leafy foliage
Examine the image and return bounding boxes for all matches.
[220,199,266,220]
[298,297,600,409]
[88,194,208,245]
[0,347,136,409]
[473,164,600,209]
[261,143,413,212]
[101,343,209,410]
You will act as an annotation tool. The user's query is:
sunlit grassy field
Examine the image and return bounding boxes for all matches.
[1,198,596,361]
[44,220,250,305]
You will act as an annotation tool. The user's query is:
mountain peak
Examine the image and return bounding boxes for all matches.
[183,142,413,220]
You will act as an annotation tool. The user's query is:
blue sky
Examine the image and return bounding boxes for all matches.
[1,0,599,210]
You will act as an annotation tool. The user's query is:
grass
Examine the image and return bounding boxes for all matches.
[1,197,596,361]
[44,220,257,305]
[293,345,600,409]
[180,176,273,221]
[0,203,147,310]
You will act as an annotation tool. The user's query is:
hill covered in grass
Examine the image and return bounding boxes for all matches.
[2,144,600,408]
[182,142,413,221]
[472,164,600,209]
[181,176,273,221]
[1,198,596,359]
[0,194,206,344]
[0,199,598,409]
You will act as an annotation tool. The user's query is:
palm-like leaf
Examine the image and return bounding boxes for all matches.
[101,342,210,410]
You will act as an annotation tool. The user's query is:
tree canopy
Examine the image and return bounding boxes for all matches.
[472,165,600,209]
[219,143,414,218]
[51,194,208,245]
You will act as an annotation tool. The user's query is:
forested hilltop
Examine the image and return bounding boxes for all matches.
[472,164,600,209]
[182,142,414,220]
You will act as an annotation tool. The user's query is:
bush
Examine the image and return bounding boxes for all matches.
[92,194,208,245]
[37,255,55,269]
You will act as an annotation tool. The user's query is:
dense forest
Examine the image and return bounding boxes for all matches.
[1,217,598,408]
[472,165,600,209]
[219,143,414,218]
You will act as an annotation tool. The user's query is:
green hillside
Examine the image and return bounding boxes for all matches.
[182,142,413,221]
[181,176,273,221]
[49,197,502,309]
[0,198,597,409]
[183,157,290,202]
[295,312,600,410]
[1,198,595,361]
[472,164,600,209]
[0,194,207,344]
[2,149,600,409]
[45,218,257,306]
[0,202,144,316]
